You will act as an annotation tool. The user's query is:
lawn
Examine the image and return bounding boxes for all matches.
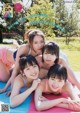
[0,38,80,71]
[56,39,80,71]
[62,49,80,71]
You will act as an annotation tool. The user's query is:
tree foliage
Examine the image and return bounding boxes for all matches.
[25,0,55,40]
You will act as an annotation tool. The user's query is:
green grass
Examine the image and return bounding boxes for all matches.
[54,39,80,71]
[62,50,80,71]
[0,38,80,71]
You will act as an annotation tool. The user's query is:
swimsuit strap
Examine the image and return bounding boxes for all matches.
[20,75,27,87]
[45,79,49,92]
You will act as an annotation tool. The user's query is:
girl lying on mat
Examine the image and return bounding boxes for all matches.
[34,64,80,111]
[0,30,80,95]
[10,55,40,108]
[36,42,80,90]
[0,29,45,94]
[0,47,16,82]
[0,29,68,94]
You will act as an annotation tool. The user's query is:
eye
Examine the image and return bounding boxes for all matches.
[34,42,38,44]
[41,40,44,43]
[44,52,47,54]
[26,68,30,70]
[33,65,37,68]
[51,77,55,80]
[59,79,62,82]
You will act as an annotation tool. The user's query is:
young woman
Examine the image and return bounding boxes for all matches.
[0,29,45,94]
[0,30,69,94]
[35,64,80,111]
[0,47,16,82]
[10,55,40,108]
[36,42,80,90]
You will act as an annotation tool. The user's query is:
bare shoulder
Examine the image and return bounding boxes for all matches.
[38,79,46,91]
[17,44,30,55]
[14,74,24,87]
[58,57,64,64]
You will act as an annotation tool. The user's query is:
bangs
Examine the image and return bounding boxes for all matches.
[26,61,37,67]
[44,47,55,55]
[19,55,40,71]
[51,73,66,80]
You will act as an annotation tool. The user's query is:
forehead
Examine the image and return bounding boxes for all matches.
[33,35,44,42]
[50,76,64,80]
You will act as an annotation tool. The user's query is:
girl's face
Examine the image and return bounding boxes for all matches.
[48,77,65,92]
[32,35,45,54]
[23,63,39,80]
[43,50,57,66]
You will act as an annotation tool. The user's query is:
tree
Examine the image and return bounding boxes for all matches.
[25,0,55,40]
[63,1,79,44]
[74,0,80,9]
[53,0,68,37]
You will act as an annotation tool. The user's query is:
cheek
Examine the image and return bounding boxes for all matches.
[60,82,64,87]
[24,70,30,76]
[33,44,37,49]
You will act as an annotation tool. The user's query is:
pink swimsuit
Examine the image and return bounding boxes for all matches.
[44,80,80,111]
[0,47,14,80]
[44,79,62,94]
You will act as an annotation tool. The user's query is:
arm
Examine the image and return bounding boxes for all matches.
[34,85,65,111]
[59,58,80,90]
[10,44,30,85]
[56,101,80,111]
[65,81,79,100]
[0,77,11,93]
[10,77,40,108]
[56,81,80,111]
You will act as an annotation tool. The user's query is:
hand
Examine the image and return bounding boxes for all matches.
[0,87,7,93]
[62,98,80,111]
[38,96,48,101]
[32,79,41,90]
[6,91,11,97]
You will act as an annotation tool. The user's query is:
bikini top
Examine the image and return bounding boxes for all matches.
[13,47,31,60]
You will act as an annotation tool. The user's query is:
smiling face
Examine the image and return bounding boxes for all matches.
[32,35,45,54]
[19,55,40,80]
[47,64,67,93]
[43,50,57,66]
[48,76,65,92]
[23,63,39,80]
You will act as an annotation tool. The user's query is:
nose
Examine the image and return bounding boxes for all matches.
[31,67,35,74]
[46,54,50,59]
[53,81,59,87]
[38,44,42,48]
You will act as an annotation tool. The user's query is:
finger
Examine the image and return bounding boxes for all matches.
[6,91,11,97]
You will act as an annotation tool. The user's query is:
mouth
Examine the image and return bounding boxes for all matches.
[45,60,52,63]
[38,49,42,51]
[52,85,59,89]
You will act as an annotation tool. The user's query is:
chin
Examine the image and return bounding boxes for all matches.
[51,87,59,92]
[33,76,38,80]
